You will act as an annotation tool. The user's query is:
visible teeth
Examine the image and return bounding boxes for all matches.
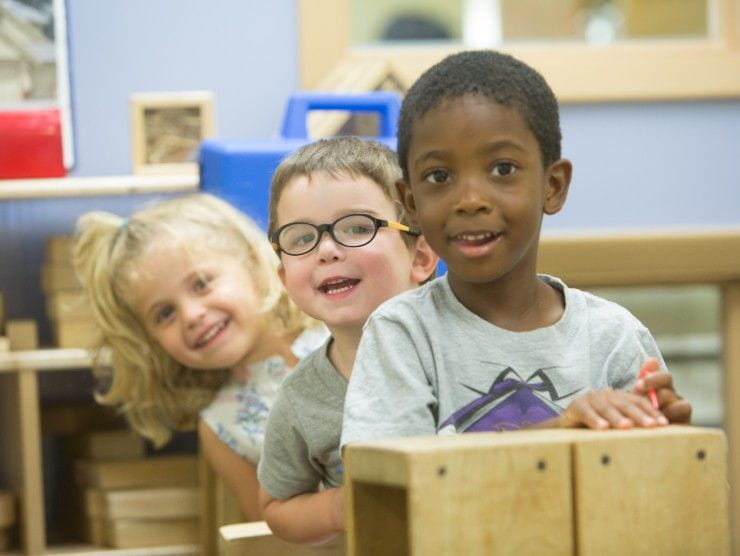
[197,322,225,346]
[320,278,359,294]
[326,285,353,295]
[458,232,494,241]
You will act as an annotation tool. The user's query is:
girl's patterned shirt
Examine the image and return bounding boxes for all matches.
[199,326,328,463]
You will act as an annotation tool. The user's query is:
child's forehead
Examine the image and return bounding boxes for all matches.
[421,93,523,125]
[411,95,531,145]
[277,171,399,220]
[281,170,389,202]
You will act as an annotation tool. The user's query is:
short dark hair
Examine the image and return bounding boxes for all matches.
[397,50,562,179]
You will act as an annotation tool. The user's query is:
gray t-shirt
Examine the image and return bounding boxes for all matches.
[342,274,666,446]
[258,339,347,499]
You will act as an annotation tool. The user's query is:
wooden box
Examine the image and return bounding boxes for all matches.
[345,431,573,555]
[75,455,198,490]
[344,426,729,556]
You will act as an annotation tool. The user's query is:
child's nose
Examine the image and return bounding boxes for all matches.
[316,232,345,263]
[455,178,492,215]
[182,299,207,326]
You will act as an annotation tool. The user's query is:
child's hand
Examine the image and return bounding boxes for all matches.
[632,358,692,424]
[558,388,669,430]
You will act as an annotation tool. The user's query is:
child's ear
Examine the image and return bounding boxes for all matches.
[409,235,439,285]
[396,179,417,219]
[543,158,572,215]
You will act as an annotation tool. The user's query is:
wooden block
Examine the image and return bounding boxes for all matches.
[40,263,82,291]
[68,429,146,461]
[0,528,11,551]
[0,337,9,352]
[220,522,344,556]
[75,455,199,489]
[45,234,75,263]
[51,318,100,348]
[572,426,730,555]
[344,427,730,556]
[46,291,92,319]
[85,486,199,520]
[6,319,38,350]
[105,517,199,548]
[83,515,106,546]
[41,403,123,435]
[0,490,15,528]
[345,431,574,555]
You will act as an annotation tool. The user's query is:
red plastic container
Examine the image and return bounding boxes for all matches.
[0,108,66,179]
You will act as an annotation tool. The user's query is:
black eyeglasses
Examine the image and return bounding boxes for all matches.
[271,213,420,256]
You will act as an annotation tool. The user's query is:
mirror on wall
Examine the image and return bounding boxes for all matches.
[0,0,73,170]
[351,0,712,46]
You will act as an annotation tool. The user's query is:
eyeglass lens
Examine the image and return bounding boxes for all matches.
[279,214,378,255]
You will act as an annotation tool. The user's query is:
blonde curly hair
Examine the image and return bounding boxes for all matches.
[73,193,315,447]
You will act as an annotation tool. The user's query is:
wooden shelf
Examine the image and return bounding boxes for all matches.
[0,174,199,200]
[42,542,199,555]
[0,348,93,373]
[0,543,200,555]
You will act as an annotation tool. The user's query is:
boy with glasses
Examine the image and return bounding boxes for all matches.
[257,136,437,543]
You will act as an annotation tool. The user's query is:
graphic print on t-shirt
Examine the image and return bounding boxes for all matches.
[438,366,582,433]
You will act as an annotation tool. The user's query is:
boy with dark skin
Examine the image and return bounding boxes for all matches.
[342,51,691,443]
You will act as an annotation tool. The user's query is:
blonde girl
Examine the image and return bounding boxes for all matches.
[73,193,324,520]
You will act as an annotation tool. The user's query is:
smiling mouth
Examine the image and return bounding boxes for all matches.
[453,231,501,245]
[195,320,227,348]
[319,278,360,295]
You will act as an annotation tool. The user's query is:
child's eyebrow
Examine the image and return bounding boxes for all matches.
[285,209,384,225]
[412,140,528,170]
[480,140,527,155]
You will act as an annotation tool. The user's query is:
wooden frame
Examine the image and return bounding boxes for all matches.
[130,91,215,175]
[297,0,740,102]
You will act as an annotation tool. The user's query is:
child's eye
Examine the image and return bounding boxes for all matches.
[154,305,175,325]
[423,169,450,184]
[193,275,213,292]
[294,232,317,247]
[492,162,517,177]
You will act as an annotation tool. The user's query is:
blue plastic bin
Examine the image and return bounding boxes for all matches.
[199,91,401,230]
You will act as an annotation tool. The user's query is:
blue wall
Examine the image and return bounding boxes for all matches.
[551,100,740,232]
[67,0,299,176]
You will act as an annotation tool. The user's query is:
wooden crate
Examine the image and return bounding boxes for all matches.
[75,455,198,490]
[344,426,729,556]
[67,429,146,461]
[85,486,199,520]
[346,431,573,555]
[6,319,38,351]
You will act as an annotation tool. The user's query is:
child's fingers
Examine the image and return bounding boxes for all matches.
[584,389,668,429]
[611,395,667,427]
[638,357,660,378]
[662,399,693,424]
[641,370,674,391]
[560,401,609,430]
[588,393,634,429]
